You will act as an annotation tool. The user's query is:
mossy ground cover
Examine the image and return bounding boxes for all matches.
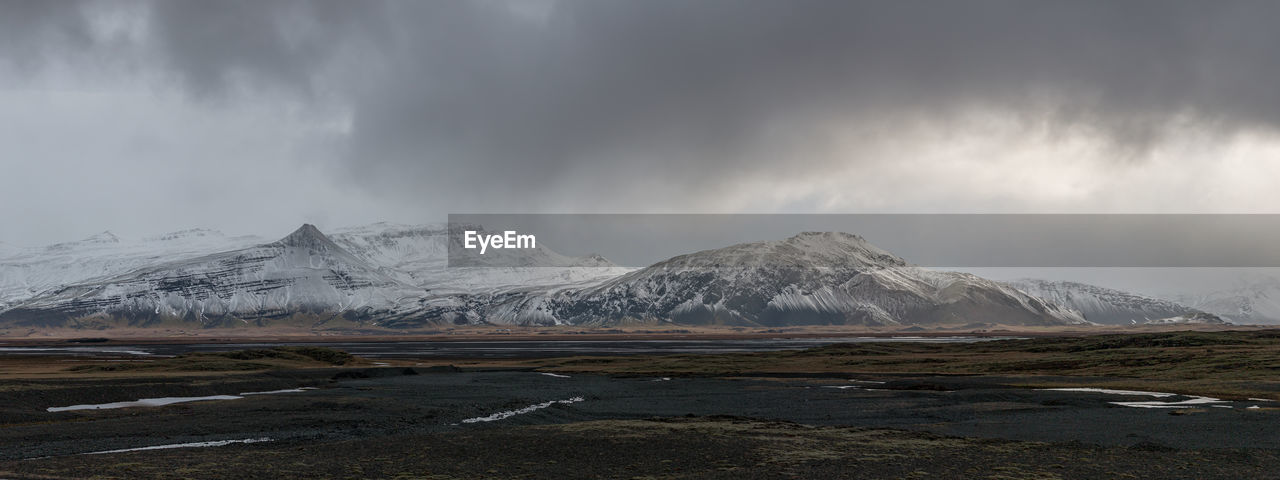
[524,331,1280,399]
[4,417,1276,480]
[65,346,359,373]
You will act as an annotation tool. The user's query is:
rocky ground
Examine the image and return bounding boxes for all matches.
[6,417,1280,479]
[3,332,1280,479]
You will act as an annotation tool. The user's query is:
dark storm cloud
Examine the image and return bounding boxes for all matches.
[0,0,96,68]
[331,0,1280,209]
[143,0,387,98]
[8,0,1280,219]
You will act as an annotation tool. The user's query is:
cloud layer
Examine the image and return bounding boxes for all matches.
[4,0,1280,244]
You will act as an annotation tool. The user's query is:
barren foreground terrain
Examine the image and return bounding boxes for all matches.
[3,330,1280,479]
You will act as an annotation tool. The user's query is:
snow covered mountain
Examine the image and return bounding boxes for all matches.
[422,232,1087,327]
[0,223,627,329]
[0,229,266,311]
[328,223,627,294]
[0,225,428,328]
[1170,277,1280,324]
[1008,279,1204,325]
[2,227,1094,330]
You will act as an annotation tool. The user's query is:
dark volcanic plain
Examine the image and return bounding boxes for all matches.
[3,331,1280,479]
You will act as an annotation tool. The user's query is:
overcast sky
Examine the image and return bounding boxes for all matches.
[4,0,1280,246]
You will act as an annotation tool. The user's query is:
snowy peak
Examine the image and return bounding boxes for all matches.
[655,231,906,270]
[146,228,225,242]
[574,253,616,267]
[81,231,119,244]
[46,231,119,250]
[790,231,865,241]
[468,232,1084,327]
[1,223,424,327]
[275,224,341,252]
[781,231,903,265]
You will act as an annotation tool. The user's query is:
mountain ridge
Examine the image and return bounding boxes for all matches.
[2,224,1104,330]
[1169,277,1280,324]
[1008,279,1204,325]
[0,224,426,329]
[422,231,1087,328]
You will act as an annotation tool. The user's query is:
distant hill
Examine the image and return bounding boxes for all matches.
[1008,279,1203,325]
[1,227,1089,330]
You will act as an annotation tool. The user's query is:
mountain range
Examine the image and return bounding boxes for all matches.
[1169,277,1280,325]
[0,223,1258,331]
[1006,279,1228,326]
[427,232,1086,327]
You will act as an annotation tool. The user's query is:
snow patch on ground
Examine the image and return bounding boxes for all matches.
[1114,397,1229,409]
[459,396,585,424]
[47,387,316,412]
[48,395,243,412]
[0,347,154,356]
[240,387,317,396]
[1044,388,1177,397]
[83,437,272,455]
[1044,387,1229,408]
